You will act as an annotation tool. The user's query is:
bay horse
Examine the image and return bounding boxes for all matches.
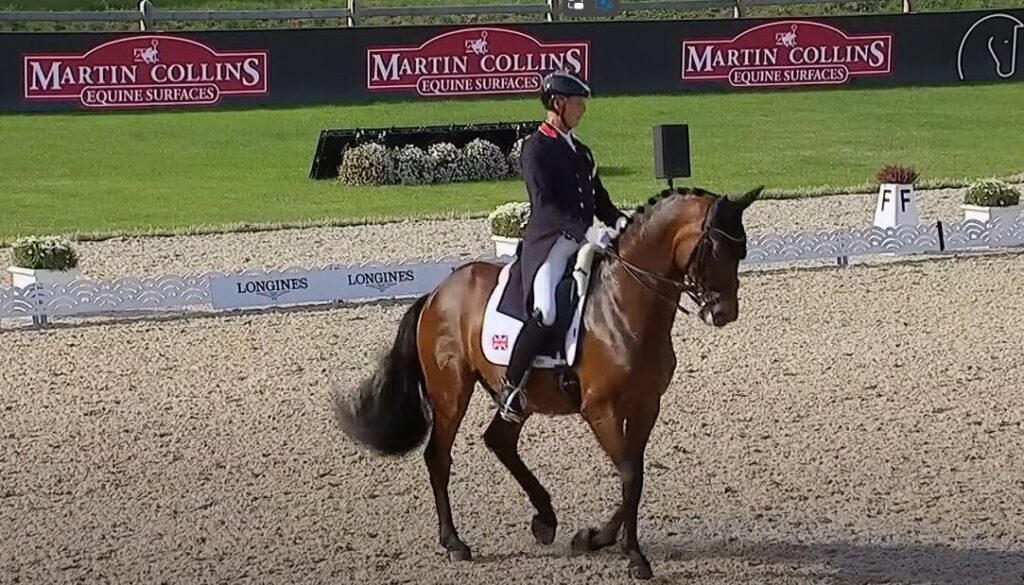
[332,185,763,580]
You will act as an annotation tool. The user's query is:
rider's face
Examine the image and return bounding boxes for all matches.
[560,96,587,128]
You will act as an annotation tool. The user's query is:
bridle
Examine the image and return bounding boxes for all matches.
[599,200,745,317]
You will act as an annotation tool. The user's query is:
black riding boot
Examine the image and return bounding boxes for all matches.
[497,310,548,424]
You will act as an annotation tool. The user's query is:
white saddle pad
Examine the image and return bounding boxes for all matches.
[481,242,600,369]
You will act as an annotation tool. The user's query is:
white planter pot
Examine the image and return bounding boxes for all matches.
[491,235,521,258]
[873,182,919,229]
[961,204,1020,223]
[8,265,82,288]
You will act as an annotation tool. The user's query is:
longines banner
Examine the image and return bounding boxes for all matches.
[208,261,462,310]
[0,8,1021,112]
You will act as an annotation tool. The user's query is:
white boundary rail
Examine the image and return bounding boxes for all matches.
[0,0,916,29]
[1,215,1022,328]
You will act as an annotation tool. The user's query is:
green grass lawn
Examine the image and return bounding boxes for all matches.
[1,83,1022,241]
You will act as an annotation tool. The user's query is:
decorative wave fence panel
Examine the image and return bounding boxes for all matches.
[2,216,1022,327]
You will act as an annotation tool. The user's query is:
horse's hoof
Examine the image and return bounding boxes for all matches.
[448,545,473,562]
[628,562,653,580]
[531,515,556,546]
[570,528,596,555]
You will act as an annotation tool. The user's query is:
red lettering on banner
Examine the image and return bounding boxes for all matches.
[681,20,892,88]
[23,35,269,109]
[367,27,589,97]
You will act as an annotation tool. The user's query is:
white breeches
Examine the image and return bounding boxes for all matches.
[532,235,580,326]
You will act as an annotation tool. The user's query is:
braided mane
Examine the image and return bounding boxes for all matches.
[585,186,719,323]
[608,186,718,253]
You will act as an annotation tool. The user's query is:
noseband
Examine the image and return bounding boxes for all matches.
[601,199,745,316]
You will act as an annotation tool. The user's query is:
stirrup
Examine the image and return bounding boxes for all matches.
[497,380,526,424]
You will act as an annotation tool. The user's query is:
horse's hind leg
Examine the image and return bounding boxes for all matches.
[483,412,557,545]
[422,370,475,561]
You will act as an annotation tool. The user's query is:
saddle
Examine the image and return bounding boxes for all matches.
[481,240,604,408]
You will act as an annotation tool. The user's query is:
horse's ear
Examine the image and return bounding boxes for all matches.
[737,186,764,211]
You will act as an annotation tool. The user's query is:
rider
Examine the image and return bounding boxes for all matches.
[496,70,629,424]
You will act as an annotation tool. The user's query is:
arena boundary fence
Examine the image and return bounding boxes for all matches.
[2,215,1023,329]
[0,0,917,30]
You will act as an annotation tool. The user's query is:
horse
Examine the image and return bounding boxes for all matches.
[332,184,763,580]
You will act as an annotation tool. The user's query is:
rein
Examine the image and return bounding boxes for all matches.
[600,218,745,317]
[599,246,700,315]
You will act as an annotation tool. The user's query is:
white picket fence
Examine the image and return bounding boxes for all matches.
[2,215,1023,328]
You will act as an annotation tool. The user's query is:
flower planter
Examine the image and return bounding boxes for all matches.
[8,265,82,288]
[491,235,521,258]
[961,204,1021,223]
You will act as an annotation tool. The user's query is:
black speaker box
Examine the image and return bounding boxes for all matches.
[652,124,691,179]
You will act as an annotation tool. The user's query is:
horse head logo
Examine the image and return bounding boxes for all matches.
[957,13,1023,80]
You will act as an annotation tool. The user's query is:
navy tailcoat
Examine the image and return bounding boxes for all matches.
[497,122,626,322]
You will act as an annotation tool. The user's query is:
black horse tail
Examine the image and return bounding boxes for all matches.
[333,293,432,456]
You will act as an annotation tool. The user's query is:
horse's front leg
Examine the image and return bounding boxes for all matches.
[570,505,623,553]
[618,401,661,580]
[578,399,661,580]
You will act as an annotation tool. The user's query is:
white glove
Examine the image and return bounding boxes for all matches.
[599,231,614,247]
[614,216,629,232]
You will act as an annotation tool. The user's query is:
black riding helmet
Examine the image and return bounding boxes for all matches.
[540,70,591,111]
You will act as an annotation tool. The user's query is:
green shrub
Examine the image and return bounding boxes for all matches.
[428,142,470,184]
[507,137,525,177]
[462,138,510,182]
[963,178,1021,207]
[391,144,436,185]
[10,236,79,270]
[488,201,531,238]
[338,142,396,186]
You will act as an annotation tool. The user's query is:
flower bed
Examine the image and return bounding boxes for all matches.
[309,120,537,180]
[337,137,525,186]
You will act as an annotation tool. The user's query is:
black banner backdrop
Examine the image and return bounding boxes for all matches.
[1,8,1022,113]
